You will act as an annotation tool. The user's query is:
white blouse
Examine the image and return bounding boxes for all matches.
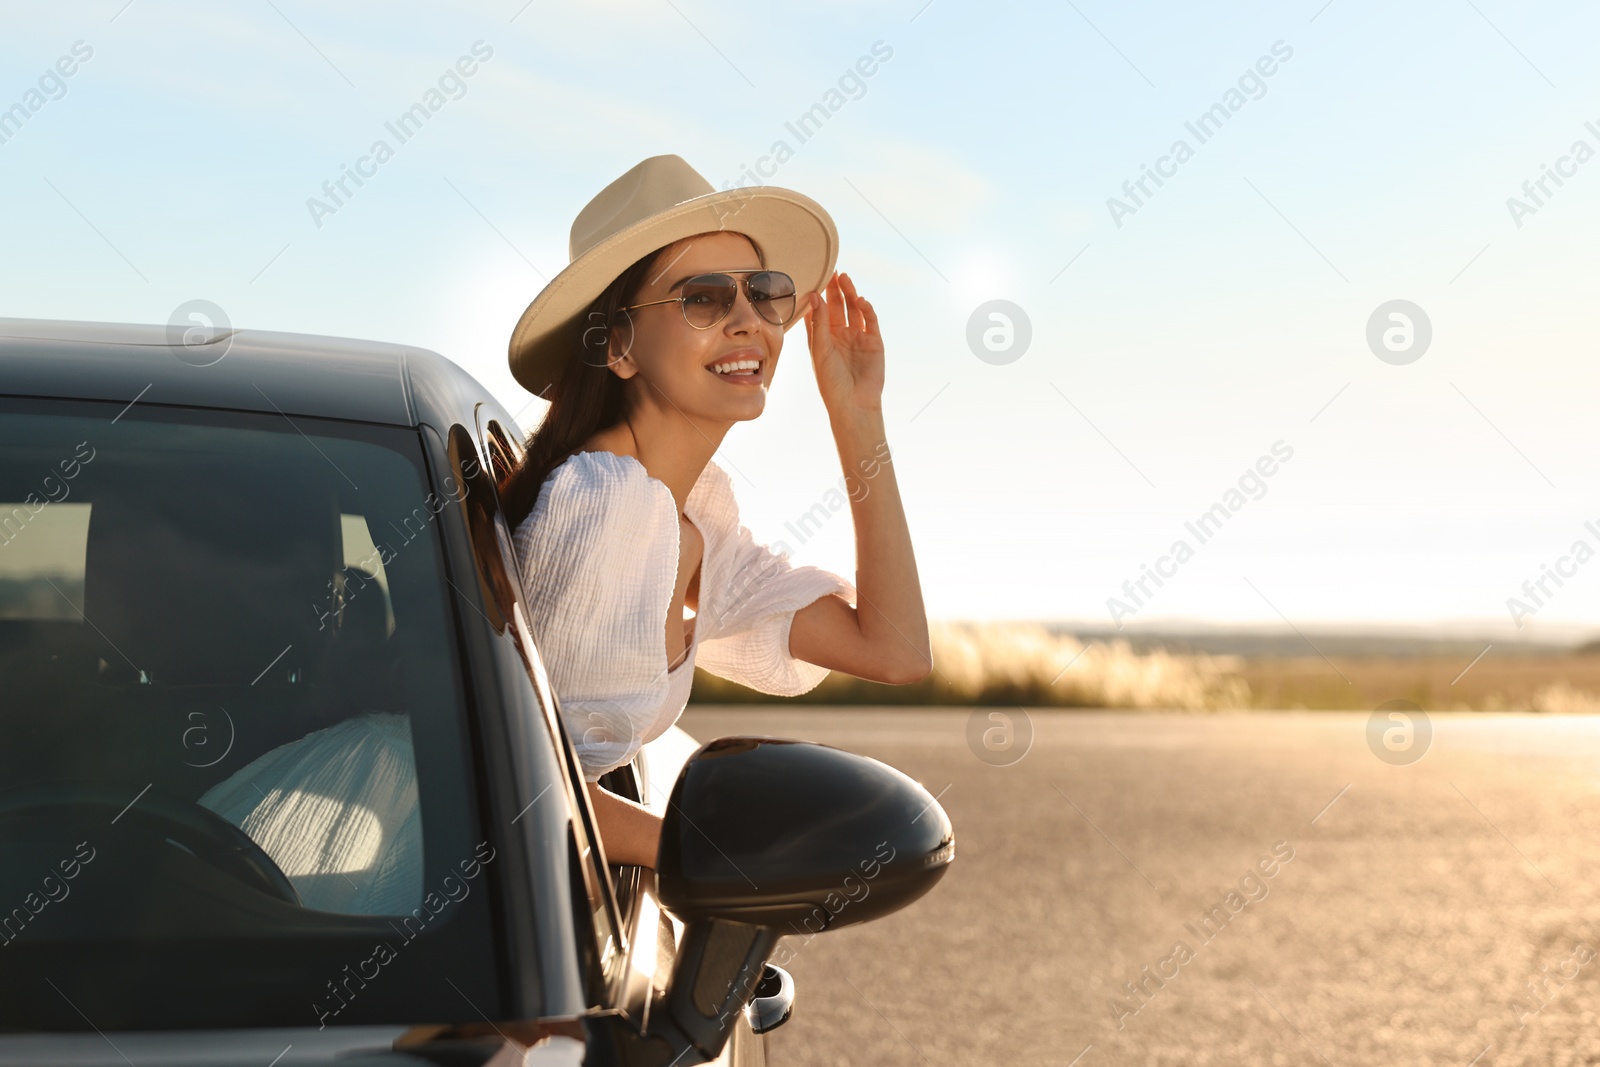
[512,450,855,782]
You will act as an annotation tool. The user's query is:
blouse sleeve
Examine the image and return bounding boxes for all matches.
[511,452,678,782]
[693,465,857,697]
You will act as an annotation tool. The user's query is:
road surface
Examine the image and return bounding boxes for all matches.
[678,707,1600,1067]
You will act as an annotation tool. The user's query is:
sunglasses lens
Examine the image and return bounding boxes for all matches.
[678,272,799,327]
[680,276,738,328]
[749,271,797,325]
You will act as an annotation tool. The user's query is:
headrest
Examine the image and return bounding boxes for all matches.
[82,469,341,686]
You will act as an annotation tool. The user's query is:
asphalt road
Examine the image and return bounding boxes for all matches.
[677,707,1600,1067]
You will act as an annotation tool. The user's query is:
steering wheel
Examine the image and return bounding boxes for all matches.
[0,782,301,906]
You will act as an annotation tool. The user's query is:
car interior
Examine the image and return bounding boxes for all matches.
[0,406,455,930]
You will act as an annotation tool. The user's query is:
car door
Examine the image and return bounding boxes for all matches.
[467,406,766,1066]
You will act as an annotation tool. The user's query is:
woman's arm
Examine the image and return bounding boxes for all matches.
[786,271,932,685]
[585,780,664,868]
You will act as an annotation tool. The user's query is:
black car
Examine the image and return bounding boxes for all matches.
[0,319,954,1066]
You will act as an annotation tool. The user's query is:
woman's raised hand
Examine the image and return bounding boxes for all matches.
[803,270,885,419]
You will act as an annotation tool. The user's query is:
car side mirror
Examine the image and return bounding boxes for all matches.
[650,736,954,1061]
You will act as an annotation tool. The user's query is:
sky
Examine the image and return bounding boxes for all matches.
[4,0,1600,639]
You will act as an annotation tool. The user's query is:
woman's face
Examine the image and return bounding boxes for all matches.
[607,230,799,425]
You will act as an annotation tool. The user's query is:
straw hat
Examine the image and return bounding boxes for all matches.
[507,153,838,398]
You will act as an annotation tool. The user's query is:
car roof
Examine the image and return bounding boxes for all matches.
[0,317,522,433]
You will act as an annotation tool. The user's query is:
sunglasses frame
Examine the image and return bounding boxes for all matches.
[616,269,799,330]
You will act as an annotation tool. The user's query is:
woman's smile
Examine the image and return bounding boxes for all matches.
[706,346,766,384]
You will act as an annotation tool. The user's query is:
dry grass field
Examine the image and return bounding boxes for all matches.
[1236,653,1600,713]
[691,622,1600,714]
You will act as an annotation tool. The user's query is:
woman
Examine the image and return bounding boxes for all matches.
[503,154,929,869]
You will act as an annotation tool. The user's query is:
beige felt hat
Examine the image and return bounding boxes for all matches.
[508,153,839,398]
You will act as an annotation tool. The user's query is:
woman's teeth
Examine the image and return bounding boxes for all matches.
[711,359,761,375]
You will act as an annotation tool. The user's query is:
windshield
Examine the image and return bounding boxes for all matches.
[0,397,502,1031]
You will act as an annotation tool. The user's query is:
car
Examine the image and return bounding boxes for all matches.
[0,318,955,1067]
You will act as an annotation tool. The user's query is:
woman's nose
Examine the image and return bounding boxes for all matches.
[724,282,764,331]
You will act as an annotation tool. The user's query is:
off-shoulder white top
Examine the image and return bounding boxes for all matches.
[512,450,856,782]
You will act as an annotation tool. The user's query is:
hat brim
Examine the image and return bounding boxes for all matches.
[508,186,838,399]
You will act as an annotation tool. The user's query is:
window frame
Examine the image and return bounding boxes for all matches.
[453,411,636,1008]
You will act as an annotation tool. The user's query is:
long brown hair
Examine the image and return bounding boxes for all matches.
[502,247,661,529]
[503,233,766,530]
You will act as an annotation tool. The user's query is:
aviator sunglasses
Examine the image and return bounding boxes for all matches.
[617,269,799,330]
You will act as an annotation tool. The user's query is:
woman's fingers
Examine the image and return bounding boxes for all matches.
[811,269,881,355]
[835,271,877,338]
[806,287,829,347]
[840,272,871,334]
[858,294,878,337]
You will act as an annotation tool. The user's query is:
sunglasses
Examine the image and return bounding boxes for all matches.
[618,269,799,330]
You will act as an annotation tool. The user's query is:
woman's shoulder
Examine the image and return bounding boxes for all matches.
[513,450,675,548]
[532,450,670,516]
[551,448,660,494]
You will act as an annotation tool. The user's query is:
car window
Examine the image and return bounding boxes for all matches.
[0,397,502,1030]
